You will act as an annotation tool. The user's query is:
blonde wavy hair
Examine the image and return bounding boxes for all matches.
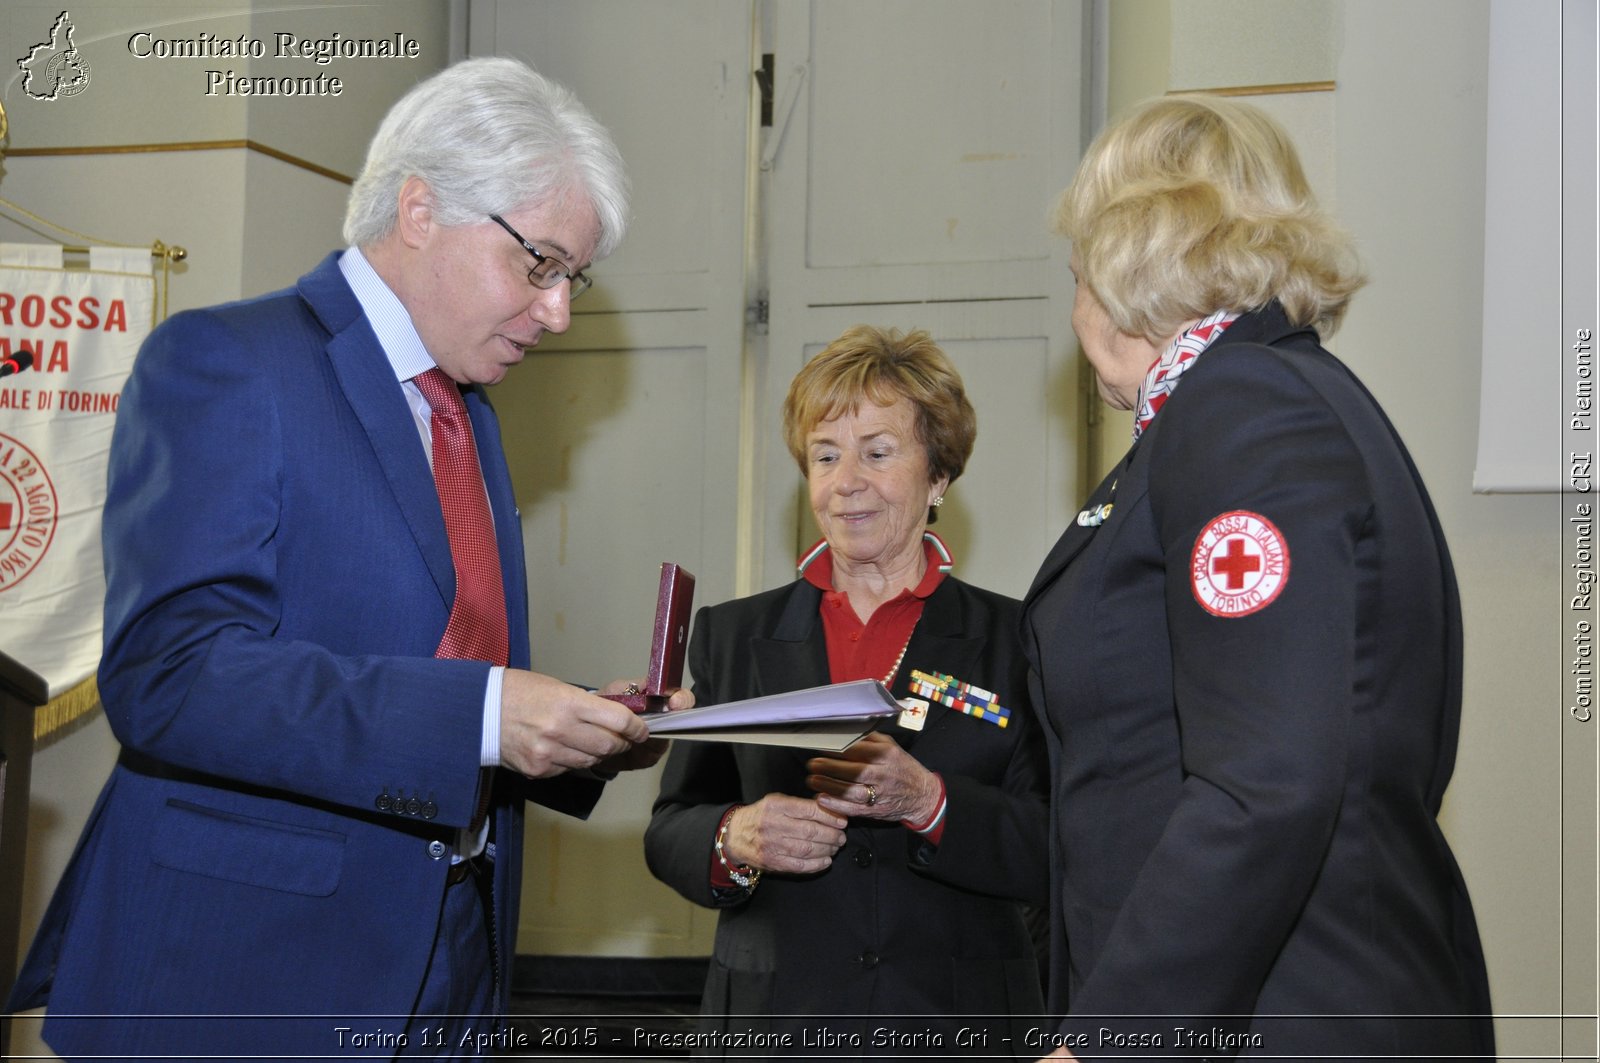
[1054,94,1365,342]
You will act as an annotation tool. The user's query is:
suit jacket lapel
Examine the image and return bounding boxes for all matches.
[298,255,456,608]
[895,580,985,742]
[750,582,830,697]
[1024,452,1132,608]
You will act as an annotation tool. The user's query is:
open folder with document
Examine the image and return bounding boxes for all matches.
[642,678,900,752]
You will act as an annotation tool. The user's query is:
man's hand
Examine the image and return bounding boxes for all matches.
[586,678,692,774]
[720,794,848,875]
[499,670,653,778]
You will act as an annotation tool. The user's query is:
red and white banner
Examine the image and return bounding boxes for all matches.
[0,245,153,701]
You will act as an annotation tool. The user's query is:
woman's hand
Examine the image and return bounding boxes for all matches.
[806,731,941,824]
[722,795,848,875]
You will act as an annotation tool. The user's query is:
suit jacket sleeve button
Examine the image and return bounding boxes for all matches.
[376,793,393,813]
[405,798,422,816]
[858,951,880,969]
[421,801,438,820]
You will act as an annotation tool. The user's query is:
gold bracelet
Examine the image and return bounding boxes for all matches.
[715,810,762,891]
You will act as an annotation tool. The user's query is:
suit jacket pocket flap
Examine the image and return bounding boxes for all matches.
[154,799,345,897]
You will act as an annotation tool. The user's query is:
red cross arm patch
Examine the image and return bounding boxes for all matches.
[1190,510,1290,618]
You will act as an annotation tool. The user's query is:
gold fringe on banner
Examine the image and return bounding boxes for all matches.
[34,675,100,744]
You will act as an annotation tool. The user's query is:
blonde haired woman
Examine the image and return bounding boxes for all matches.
[1024,95,1494,1059]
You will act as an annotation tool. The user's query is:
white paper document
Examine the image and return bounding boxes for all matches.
[643,679,900,751]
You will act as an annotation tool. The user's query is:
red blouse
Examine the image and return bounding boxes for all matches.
[801,532,950,687]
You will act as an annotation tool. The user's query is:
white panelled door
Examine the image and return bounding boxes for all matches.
[470,0,754,959]
[471,0,1086,960]
[759,0,1087,599]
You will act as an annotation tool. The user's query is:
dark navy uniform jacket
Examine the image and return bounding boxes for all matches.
[1022,303,1495,1060]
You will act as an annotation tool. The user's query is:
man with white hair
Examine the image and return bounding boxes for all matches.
[8,56,677,1058]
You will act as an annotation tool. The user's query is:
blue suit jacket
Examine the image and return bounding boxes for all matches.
[8,253,601,1057]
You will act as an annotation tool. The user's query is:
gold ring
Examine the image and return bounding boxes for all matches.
[865,784,877,807]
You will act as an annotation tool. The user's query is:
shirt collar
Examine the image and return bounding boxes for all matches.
[338,246,437,383]
[798,531,954,597]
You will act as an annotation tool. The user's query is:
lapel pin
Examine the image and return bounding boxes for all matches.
[895,697,930,732]
[1076,502,1113,527]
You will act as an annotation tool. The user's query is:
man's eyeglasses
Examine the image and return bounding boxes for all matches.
[489,214,592,299]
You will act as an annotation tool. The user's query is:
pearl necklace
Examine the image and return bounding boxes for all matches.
[882,626,916,688]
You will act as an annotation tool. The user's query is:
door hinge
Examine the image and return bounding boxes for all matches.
[759,60,808,172]
[756,53,775,127]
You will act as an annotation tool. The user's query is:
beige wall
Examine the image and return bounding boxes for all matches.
[1335,5,1573,1054]
[1089,1,1575,1057]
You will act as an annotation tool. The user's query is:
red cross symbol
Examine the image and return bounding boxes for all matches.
[1210,536,1261,589]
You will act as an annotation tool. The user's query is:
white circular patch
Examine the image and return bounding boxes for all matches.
[1190,510,1290,618]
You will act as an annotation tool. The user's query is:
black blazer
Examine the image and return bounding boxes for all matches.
[1022,304,1495,1059]
[646,574,1048,1053]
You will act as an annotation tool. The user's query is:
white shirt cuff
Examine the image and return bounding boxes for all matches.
[482,666,504,767]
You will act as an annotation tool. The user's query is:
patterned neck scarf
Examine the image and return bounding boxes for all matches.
[1131,309,1241,440]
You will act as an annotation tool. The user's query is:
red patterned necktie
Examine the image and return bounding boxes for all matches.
[415,367,507,833]
[415,368,510,667]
